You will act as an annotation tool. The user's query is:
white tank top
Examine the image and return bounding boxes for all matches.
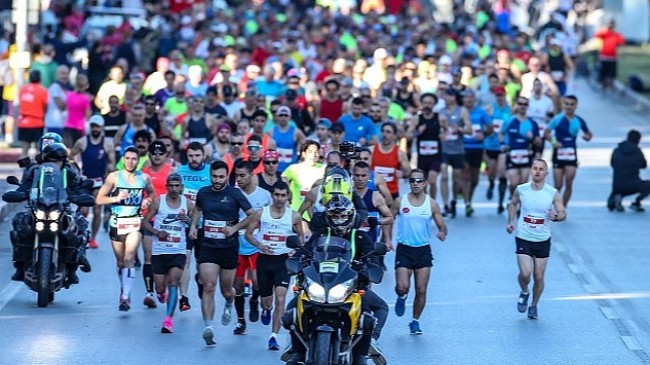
[256,205,294,255]
[396,193,433,247]
[153,194,188,255]
[516,182,557,242]
[238,186,272,254]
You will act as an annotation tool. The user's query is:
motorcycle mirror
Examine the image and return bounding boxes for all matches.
[286,235,301,249]
[285,257,302,275]
[2,190,28,203]
[373,243,387,256]
[366,265,384,284]
[6,176,20,186]
[70,194,96,207]
[81,179,95,189]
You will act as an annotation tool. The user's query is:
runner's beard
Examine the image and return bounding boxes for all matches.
[212,181,225,191]
[90,131,101,138]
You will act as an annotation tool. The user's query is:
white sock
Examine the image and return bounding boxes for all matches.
[121,268,135,299]
[412,318,419,323]
[270,332,278,339]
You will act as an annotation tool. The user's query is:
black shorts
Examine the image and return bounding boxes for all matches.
[257,253,290,297]
[198,245,238,270]
[18,127,44,143]
[109,226,142,242]
[485,150,502,160]
[506,153,532,170]
[552,148,578,168]
[532,140,545,155]
[63,127,84,148]
[465,149,484,169]
[515,237,551,258]
[599,60,617,80]
[442,153,465,169]
[186,228,203,257]
[417,155,442,173]
[152,253,186,275]
[395,244,433,269]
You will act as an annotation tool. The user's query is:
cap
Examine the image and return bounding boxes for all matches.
[330,123,345,133]
[217,123,232,133]
[246,65,261,73]
[148,140,167,154]
[439,54,453,65]
[373,48,388,60]
[167,173,183,183]
[222,85,234,96]
[89,114,105,127]
[462,89,476,97]
[263,149,280,161]
[451,67,462,76]
[285,89,297,100]
[318,118,332,129]
[276,106,291,116]
[493,85,506,94]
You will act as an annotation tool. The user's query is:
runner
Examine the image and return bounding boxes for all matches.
[411,93,447,201]
[484,86,510,214]
[270,105,306,173]
[392,169,448,335]
[181,95,218,146]
[356,148,394,207]
[189,160,255,347]
[141,173,194,333]
[243,109,276,158]
[527,78,555,159]
[370,122,411,201]
[113,103,157,154]
[507,159,567,319]
[206,123,232,162]
[232,159,272,335]
[257,149,284,194]
[95,146,156,311]
[70,115,116,249]
[352,161,394,246]
[229,135,265,185]
[223,133,246,173]
[177,142,211,311]
[544,95,593,207]
[244,180,303,350]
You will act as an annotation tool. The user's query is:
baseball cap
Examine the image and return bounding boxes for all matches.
[285,89,297,100]
[493,85,506,94]
[167,173,182,183]
[330,123,345,133]
[89,115,105,127]
[222,85,234,96]
[263,149,280,161]
[276,106,291,116]
[317,118,332,129]
[148,140,167,154]
[439,55,453,65]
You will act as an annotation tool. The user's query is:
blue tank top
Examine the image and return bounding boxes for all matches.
[463,106,492,150]
[484,102,511,151]
[111,170,147,220]
[273,125,296,173]
[177,164,211,202]
[367,171,377,191]
[81,136,108,179]
[121,124,153,150]
[360,189,379,243]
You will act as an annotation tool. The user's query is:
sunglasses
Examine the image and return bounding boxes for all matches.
[150,151,166,156]
[517,102,529,106]
[231,142,243,146]
[264,160,278,165]
[145,102,156,106]
[248,145,261,151]
[409,178,425,184]
[277,114,289,117]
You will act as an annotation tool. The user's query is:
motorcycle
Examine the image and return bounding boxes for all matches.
[3,162,95,307]
[283,235,387,365]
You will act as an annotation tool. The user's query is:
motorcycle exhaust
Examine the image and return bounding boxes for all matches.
[60,215,78,240]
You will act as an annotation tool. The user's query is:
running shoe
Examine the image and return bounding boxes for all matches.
[528,305,538,320]
[630,201,645,212]
[442,205,450,217]
[119,298,130,312]
[449,200,457,218]
[179,296,191,312]
[195,273,204,299]
[517,292,530,313]
[233,319,247,335]
[88,239,99,249]
[394,294,407,317]
[161,316,173,333]
[202,326,216,347]
[465,204,474,217]
[144,293,157,308]
[486,186,494,201]
[261,307,272,325]
[497,205,505,214]
[222,301,233,326]
[268,336,280,351]
[249,300,260,322]
[409,320,423,335]
[157,291,167,304]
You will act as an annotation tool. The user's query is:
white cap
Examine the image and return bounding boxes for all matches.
[439,54,453,65]
[89,115,104,127]
[373,48,388,60]
[276,106,291,116]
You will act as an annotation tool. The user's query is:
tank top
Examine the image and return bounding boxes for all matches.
[485,103,511,151]
[547,49,566,81]
[371,145,400,195]
[417,112,441,157]
[257,172,283,193]
[152,194,188,255]
[111,171,146,228]
[273,125,296,172]
[256,205,294,255]
[121,124,153,149]
[503,117,538,165]
[81,136,108,180]
[359,189,380,243]
[516,182,556,242]
[177,163,210,202]
[238,186,272,255]
[396,193,433,247]
[441,106,464,155]
[367,171,377,191]
[187,115,211,144]
[142,163,173,198]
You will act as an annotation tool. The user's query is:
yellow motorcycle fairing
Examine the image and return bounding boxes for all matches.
[296,291,363,335]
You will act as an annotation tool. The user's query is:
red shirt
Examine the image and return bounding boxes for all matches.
[371,145,400,195]
[595,29,625,60]
[18,83,48,128]
[319,98,343,123]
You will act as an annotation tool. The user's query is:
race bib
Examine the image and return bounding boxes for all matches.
[471,124,483,139]
[446,130,459,141]
[184,188,198,202]
[158,224,182,247]
[116,217,141,235]
[556,147,576,161]
[492,119,503,134]
[261,232,287,248]
[551,70,564,81]
[204,220,226,239]
[523,216,545,229]
[374,166,395,182]
[509,149,530,164]
[419,140,439,156]
[92,177,104,188]
[277,148,294,164]
[189,137,208,145]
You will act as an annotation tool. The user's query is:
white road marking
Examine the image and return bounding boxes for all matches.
[568,263,583,274]
[600,307,619,320]
[0,282,22,313]
[621,336,643,351]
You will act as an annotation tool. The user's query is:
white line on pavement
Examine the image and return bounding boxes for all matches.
[600,307,620,320]
[568,264,583,274]
[0,282,22,313]
[621,336,644,351]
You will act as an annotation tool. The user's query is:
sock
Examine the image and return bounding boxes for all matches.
[412,318,419,323]
[398,293,407,299]
[166,286,178,317]
[498,178,507,205]
[251,288,260,302]
[121,268,135,299]
[204,320,213,327]
[117,267,123,287]
[270,332,278,339]
[235,293,245,319]
[143,264,154,293]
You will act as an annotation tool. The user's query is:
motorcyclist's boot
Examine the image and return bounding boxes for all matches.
[67,265,80,285]
[78,254,92,273]
[11,265,24,281]
[285,351,305,365]
[352,355,369,365]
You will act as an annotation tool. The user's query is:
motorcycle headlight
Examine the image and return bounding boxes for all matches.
[327,278,356,303]
[35,222,45,231]
[35,210,46,220]
[49,222,59,232]
[48,211,60,221]
[305,278,326,303]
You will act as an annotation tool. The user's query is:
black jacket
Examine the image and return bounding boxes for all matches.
[18,163,85,196]
[611,141,647,188]
[308,191,368,234]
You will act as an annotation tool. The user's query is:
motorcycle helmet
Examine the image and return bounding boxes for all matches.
[321,166,352,206]
[38,132,63,152]
[325,195,356,236]
[42,142,69,162]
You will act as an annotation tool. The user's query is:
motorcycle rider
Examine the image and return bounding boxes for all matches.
[9,142,92,284]
[284,195,388,365]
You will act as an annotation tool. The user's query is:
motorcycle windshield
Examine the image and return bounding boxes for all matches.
[33,162,67,207]
[312,236,352,266]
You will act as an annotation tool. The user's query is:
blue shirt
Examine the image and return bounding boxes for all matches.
[547,113,590,148]
[463,106,492,150]
[255,78,284,99]
[503,117,539,150]
[338,114,376,144]
[484,102,511,151]
[273,125,297,173]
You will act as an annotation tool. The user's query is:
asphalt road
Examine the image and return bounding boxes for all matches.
[0,79,648,365]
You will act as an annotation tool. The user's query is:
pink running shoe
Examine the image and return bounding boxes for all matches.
[161,316,173,333]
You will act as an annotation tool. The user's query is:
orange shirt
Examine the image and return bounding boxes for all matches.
[371,144,400,195]
[595,29,625,60]
[18,83,48,128]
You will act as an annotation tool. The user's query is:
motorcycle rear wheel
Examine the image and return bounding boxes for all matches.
[36,247,53,308]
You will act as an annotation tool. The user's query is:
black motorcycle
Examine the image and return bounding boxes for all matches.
[283,236,386,365]
[3,162,95,307]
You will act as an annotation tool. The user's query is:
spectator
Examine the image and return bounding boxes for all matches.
[17,71,48,157]
[44,65,70,135]
[594,19,625,91]
[63,73,92,147]
[608,130,649,213]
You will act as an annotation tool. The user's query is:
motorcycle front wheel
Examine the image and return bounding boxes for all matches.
[36,247,53,308]
[314,331,332,365]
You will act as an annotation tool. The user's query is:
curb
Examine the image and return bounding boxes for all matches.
[613,80,650,113]
[0,148,22,164]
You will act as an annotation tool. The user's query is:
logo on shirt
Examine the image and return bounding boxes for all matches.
[402,207,410,213]
[221,196,229,203]
[162,214,180,225]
